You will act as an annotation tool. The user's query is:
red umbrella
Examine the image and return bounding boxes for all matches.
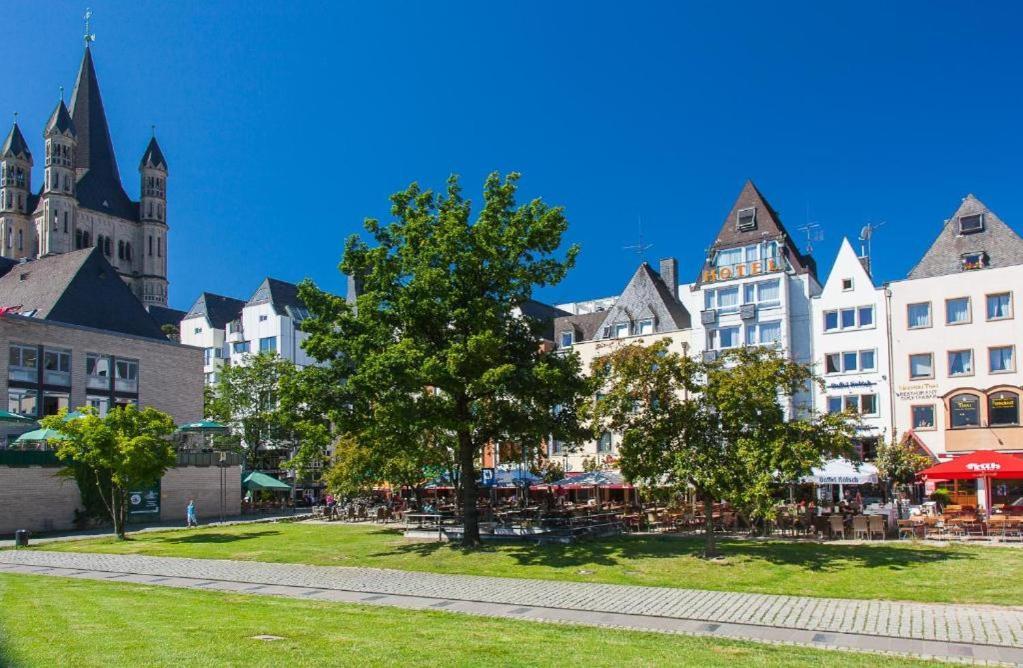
[917,450,1023,481]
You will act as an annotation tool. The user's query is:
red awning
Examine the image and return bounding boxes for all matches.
[917,450,1023,481]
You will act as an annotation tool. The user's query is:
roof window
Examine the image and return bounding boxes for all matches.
[736,207,757,231]
[958,213,984,235]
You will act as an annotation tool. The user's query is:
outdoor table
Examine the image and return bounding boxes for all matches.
[404,513,443,528]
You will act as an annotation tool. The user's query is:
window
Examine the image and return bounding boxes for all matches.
[842,351,858,372]
[8,343,37,382]
[860,350,876,371]
[945,297,971,325]
[948,349,973,377]
[157,236,162,257]
[949,393,980,428]
[827,397,843,414]
[715,247,743,268]
[841,308,856,329]
[824,311,839,331]
[42,349,71,384]
[911,405,935,430]
[232,341,250,354]
[745,321,781,345]
[824,306,873,331]
[907,302,931,329]
[193,327,202,335]
[961,251,987,271]
[858,306,874,327]
[203,347,222,365]
[117,239,124,259]
[715,286,740,312]
[259,337,277,353]
[860,394,878,416]
[825,353,841,374]
[560,331,574,347]
[601,325,611,339]
[958,213,984,234]
[85,353,112,390]
[259,314,268,322]
[148,235,153,256]
[989,392,1020,427]
[41,392,69,417]
[824,349,876,374]
[744,279,780,306]
[844,396,859,412]
[227,320,242,334]
[736,207,756,231]
[841,278,853,291]
[710,326,740,350]
[990,346,1015,373]
[114,359,139,393]
[987,293,1012,320]
[637,319,653,335]
[613,322,630,338]
[8,388,37,418]
[597,432,613,453]
[86,395,110,417]
[909,353,934,380]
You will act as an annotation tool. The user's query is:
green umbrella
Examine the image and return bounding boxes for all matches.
[62,411,86,421]
[0,409,35,424]
[242,471,292,491]
[14,428,67,443]
[176,420,230,434]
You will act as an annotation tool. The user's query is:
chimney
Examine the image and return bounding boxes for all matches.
[659,257,678,299]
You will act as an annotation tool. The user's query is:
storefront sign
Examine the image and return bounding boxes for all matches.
[827,380,877,390]
[965,462,1001,472]
[480,468,495,487]
[895,383,938,401]
[816,475,870,484]
[992,397,1016,409]
[702,257,784,284]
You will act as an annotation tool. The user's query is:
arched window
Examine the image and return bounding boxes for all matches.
[949,393,981,429]
[105,237,112,256]
[148,235,153,257]
[157,236,161,258]
[17,229,22,252]
[989,391,1019,426]
[125,243,132,262]
[118,240,124,260]
[63,211,68,233]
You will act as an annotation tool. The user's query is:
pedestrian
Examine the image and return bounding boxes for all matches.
[186,499,198,528]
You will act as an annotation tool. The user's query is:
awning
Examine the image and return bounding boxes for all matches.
[0,409,35,424]
[546,471,631,489]
[14,428,67,443]
[242,471,292,491]
[917,450,1023,481]
[177,420,230,434]
[801,458,878,485]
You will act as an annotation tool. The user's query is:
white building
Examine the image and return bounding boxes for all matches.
[811,238,891,457]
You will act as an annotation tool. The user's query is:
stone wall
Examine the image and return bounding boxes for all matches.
[0,467,82,534]
[161,465,241,522]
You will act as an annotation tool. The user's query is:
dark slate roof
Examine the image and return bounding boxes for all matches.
[906,194,1023,279]
[596,263,691,335]
[553,311,609,344]
[183,292,245,329]
[517,299,571,340]
[247,277,308,319]
[45,100,76,137]
[0,256,17,279]
[1,123,31,160]
[139,136,167,170]
[696,180,816,284]
[145,304,186,330]
[70,47,138,221]
[0,248,168,339]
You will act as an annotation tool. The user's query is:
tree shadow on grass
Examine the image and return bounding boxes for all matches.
[375,533,977,574]
[153,530,282,545]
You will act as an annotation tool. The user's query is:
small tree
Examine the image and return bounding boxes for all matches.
[43,405,176,540]
[875,434,930,500]
[591,341,854,557]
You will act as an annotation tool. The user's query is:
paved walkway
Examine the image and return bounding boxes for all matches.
[1,550,1021,665]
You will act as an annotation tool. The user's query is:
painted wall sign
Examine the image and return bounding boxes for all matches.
[826,380,878,390]
[895,383,938,401]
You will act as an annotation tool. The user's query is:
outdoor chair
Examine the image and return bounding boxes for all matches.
[867,515,886,540]
[852,515,869,540]
[897,519,921,540]
[828,515,845,539]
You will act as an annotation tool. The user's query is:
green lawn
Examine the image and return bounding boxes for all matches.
[0,573,940,667]
[39,522,1023,606]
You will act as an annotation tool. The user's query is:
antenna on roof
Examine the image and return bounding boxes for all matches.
[622,216,653,262]
[796,222,823,253]
[858,221,884,277]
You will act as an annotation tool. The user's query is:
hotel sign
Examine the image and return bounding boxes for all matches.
[702,257,786,284]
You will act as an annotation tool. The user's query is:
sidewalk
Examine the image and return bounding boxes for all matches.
[1,549,1021,664]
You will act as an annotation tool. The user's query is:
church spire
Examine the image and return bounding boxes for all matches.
[1,121,31,160]
[69,45,118,180]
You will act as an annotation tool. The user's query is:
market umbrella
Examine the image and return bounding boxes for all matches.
[62,411,86,421]
[242,471,292,492]
[176,420,230,434]
[917,451,1023,512]
[14,428,67,444]
[800,458,878,485]
[0,409,35,424]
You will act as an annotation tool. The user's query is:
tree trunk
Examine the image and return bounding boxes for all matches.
[458,429,481,548]
[702,494,717,558]
[111,486,125,540]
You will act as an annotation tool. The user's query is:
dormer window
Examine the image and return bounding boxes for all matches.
[560,331,574,348]
[958,213,984,235]
[601,325,611,339]
[614,322,630,338]
[961,251,987,271]
[637,318,654,335]
[736,207,757,231]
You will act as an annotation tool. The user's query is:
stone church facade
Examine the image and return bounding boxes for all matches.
[0,46,169,307]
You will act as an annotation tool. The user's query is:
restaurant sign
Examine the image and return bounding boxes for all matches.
[702,257,786,284]
[895,383,938,401]
[992,397,1016,409]
[816,475,870,484]
[965,462,1001,472]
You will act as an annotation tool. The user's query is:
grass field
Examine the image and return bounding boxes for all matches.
[39,522,1023,606]
[0,573,941,667]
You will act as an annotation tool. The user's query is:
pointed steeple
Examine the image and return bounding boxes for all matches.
[139,136,167,170]
[45,100,77,138]
[1,123,31,160]
[69,46,117,178]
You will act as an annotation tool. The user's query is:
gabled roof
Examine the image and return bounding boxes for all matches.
[1,123,31,160]
[70,47,138,221]
[820,238,875,296]
[140,136,167,170]
[45,100,76,137]
[145,304,187,330]
[697,180,815,284]
[596,263,691,335]
[247,277,308,319]
[0,248,167,339]
[906,194,1023,279]
[553,311,608,343]
[184,292,245,329]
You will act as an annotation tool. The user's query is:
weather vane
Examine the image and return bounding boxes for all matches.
[83,8,96,47]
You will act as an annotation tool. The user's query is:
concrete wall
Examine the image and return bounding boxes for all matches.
[160,465,241,522]
[0,467,81,534]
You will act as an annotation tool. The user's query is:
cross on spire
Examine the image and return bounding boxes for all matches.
[83,8,96,47]
[12,111,17,126]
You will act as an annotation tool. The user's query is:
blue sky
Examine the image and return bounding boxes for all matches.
[3,2,1023,310]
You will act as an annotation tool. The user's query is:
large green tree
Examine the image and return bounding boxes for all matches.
[298,172,589,546]
[874,434,930,500]
[590,341,854,557]
[43,405,176,540]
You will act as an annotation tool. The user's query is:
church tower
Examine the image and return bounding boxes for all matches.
[38,99,78,256]
[0,121,33,259]
[139,135,168,306]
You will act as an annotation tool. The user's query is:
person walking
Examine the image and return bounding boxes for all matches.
[186,499,198,528]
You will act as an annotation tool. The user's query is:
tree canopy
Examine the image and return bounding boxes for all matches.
[298,172,590,546]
